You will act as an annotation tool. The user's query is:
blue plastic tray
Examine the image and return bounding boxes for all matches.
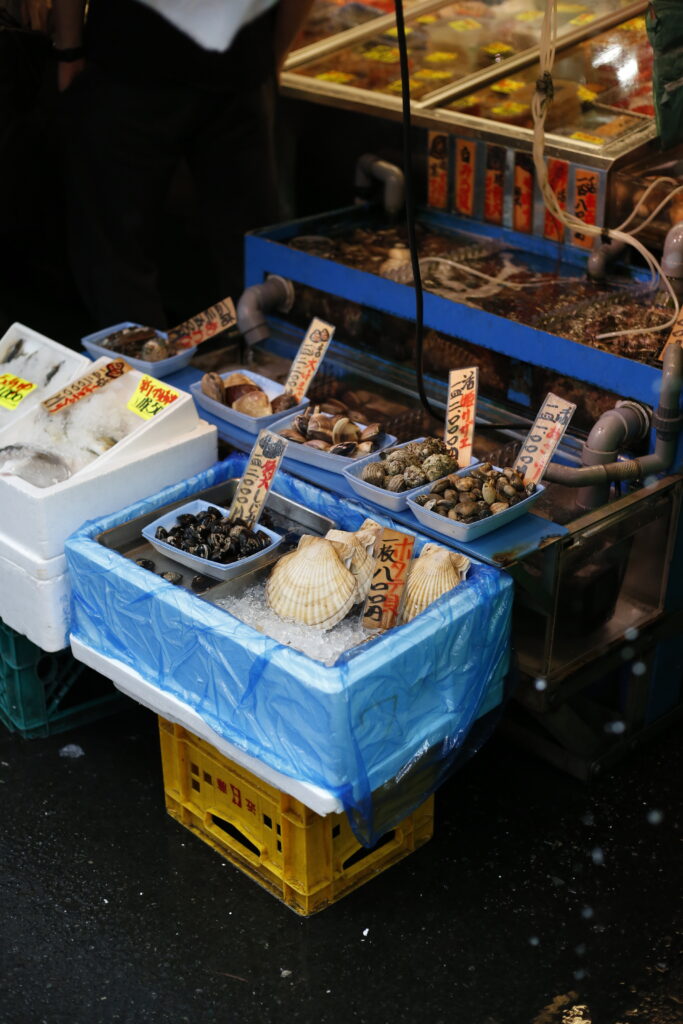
[82,321,193,378]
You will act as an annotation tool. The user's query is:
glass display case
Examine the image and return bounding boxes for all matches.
[291,0,419,53]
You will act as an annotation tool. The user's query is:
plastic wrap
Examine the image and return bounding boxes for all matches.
[66,455,513,845]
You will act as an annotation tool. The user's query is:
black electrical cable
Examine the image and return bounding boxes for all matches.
[393,0,440,424]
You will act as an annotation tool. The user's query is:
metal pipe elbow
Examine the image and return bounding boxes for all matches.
[236,275,295,348]
[354,153,405,216]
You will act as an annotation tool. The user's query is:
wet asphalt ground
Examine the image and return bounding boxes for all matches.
[1,695,681,1024]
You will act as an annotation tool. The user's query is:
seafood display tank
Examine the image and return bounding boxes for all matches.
[239,192,683,780]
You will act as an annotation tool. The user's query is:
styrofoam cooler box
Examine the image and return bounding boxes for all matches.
[0,546,70,653]
[0,418,218,562]
[0,322,91,426]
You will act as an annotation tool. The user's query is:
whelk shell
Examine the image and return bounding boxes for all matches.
[265,535,356,630]
[401,544,471,624]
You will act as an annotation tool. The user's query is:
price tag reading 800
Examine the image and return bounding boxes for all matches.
[514,393,576,486]
[362,529,415,633]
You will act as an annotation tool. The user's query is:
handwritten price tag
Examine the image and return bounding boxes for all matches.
[455,138,476,217]
[167,297,236,350]
[227,430,286,528]
[514,393,576,485]
[445,367,478,466]
[284,317,334,402]
[42,359,131,414]
[362,528,415,633]
[127,376,180,419]
[0,373,36,411]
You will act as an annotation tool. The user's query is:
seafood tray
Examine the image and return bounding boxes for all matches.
[190,368,309,434]
[244,205,662,404]
[66,455,512,828]
[0,322,90,426]
[82,321,194,378]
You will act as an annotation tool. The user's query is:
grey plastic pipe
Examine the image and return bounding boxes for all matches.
[236,275,295,348]
[662,221,683,300]
[354,153,405,217]
[543,342,683,510]
[586,237,627,281]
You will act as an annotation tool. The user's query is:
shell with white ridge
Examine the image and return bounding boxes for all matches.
[325,518,381,602]
[265,534,357,630]
[400,543,471,624]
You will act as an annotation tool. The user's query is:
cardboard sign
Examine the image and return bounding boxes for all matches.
[514,393,576,485]
[227,430,286,527]
[427,131,449,210]
[362,529,415,633]
[167,297,237,351]
[284,318,334,402]
[0,373,36,411]
[544,158,569,242]
[445,367,478,466]
[572,168,601,248]
[484,145,505,225]
[658,305,683,362]
[127,376,180,419]
[42,359,131,414]
[455,138,476,217]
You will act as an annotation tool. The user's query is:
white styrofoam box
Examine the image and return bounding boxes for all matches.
[0,322,90,425]
[0,547,70,652]
[70,636,343,815]
[0,419,218,560]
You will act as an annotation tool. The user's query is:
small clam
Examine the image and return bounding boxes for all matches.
[455,501,477,517]
[332,417,361,444]
[319,399,349,415]
[525,481,537,496]
[454,477,474,492]
[490,501,510,514]
[200,372,225,404]
[386,473,408,492]
[329,441,358,457]
[356,441,376,454]
[141,337,169,361]
[482,480,497,505]
[135,558,156,571]
[155,526,168,540]
[280,428,307,443]
[359,422,385,444]
[435,499,454,514]
[430,480,450,495]
[293,412,311,438]
[304,439,331,451]
[361,463,386,486]
[307,413,334,444]
[271,393,298,414]
[160,571,183,585]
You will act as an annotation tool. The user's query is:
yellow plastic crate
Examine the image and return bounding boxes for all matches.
[158,718,434,916]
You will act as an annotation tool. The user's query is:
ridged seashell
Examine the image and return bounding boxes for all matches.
[325,523,378,601]
[265,535,356,630]
[200,372,225,404]
[386,473,408,493]
[232,389,272,417]
[401,544,471,624]
[361,462,386,486]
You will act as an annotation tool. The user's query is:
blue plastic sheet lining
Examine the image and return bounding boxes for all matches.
[66,455,513,845]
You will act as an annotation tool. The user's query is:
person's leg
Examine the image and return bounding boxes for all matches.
[186,76,282,306]
[60,66,193,329]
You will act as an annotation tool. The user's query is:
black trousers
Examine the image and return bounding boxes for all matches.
[60,65,281,330]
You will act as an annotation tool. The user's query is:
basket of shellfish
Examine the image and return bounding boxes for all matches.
[141,500,283,580]
[190,370,307,433]
[274,406,395,473]
[343,437,462,512]
[407,463,543,542]
[82,321,193,377]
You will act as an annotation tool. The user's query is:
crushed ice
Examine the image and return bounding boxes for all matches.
[217,582,368,665]
[59,743,85,759]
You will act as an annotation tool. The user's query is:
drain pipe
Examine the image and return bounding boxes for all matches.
[662,222,683,301]
[354,154,405,218]
[236,275,295,349]
[543,342,683,509]
[586,238,627,281]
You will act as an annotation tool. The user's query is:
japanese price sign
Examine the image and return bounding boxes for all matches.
[455,139,476,217]
[362,528,415,633]
[484,145,505,225]
[445,367,478,467]
[284,318,334,402]
[514,393,576,485]
[572,168,600,249]
[42,359,131,414]
[0,373,36,411]
[128,376,179,419]
[544,159,569,242]
[513,152,534,233]
[227,429,286,528]
[167,297,236,350]
[427,132,449,210]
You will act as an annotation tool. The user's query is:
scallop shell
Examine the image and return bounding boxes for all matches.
[265,535,356,630]
[400,544,471,624]
[325,520,381,601]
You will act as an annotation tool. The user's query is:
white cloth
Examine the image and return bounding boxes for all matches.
[133,0,278,51]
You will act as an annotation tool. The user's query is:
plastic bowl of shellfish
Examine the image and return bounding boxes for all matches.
[82,321,194,377]
[406,463,545,542]
[343,437,470,512]
[190,369,308,434]
[141,499,284,580]
[274,407,396,474]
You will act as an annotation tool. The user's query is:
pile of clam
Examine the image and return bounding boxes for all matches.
[413,463,536,523]
[360,437,459,492]
[265,522,471,631]
[155,507,272,563]
[200,371,297,418]
[280,406,386,458]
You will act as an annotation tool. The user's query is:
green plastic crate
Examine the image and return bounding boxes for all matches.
[0,621,123,738]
